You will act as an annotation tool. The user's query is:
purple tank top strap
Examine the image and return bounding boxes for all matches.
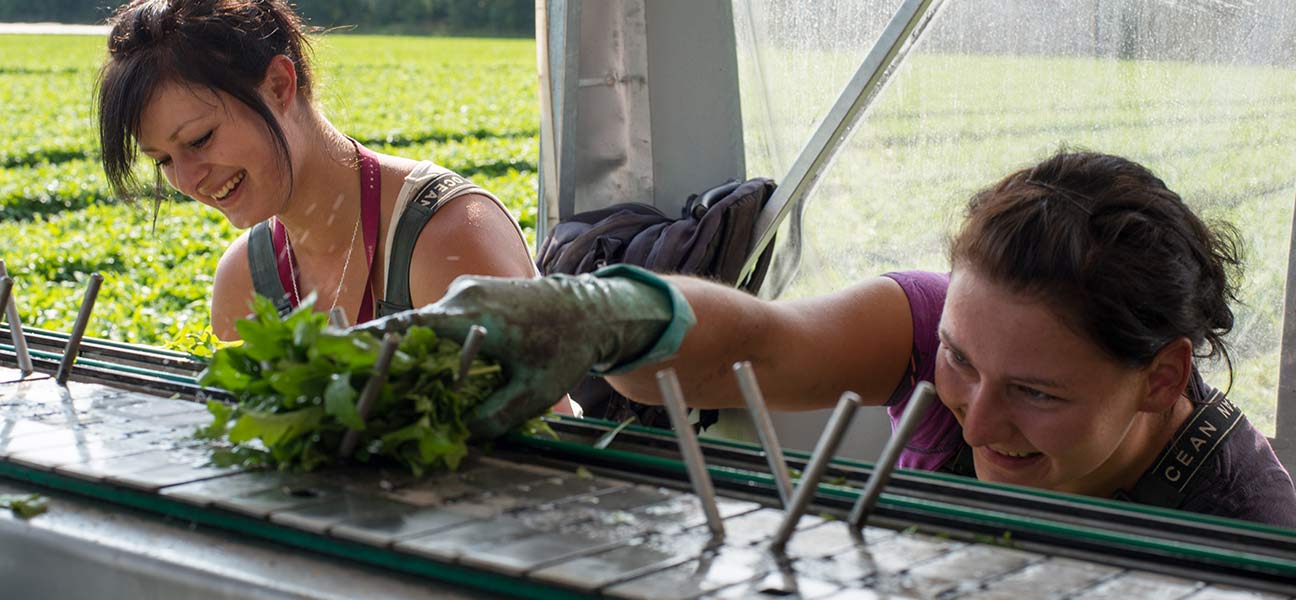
[265,138,383,321]
[354,140,381,324]
[271,218,299,307]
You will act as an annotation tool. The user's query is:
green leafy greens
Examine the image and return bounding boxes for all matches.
[197,295,502,475]
[0,493,49,519]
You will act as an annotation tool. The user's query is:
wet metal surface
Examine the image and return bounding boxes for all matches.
[0,362,1284,600]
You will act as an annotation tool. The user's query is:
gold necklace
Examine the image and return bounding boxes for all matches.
[284,213,361,316]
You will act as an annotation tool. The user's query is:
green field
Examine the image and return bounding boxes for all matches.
[744,52,1296,434]
[2,34,1289,433]
[0,33,539,350]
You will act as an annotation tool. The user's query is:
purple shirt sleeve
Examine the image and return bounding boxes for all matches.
[881,271,965,472]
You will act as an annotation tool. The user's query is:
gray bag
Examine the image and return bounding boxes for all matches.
[536,177,777,429]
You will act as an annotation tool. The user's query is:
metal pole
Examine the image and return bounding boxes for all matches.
[452,325,487,392]
[0,276,12,339]
[769,391,862,554]
[0,260,33,376]
[849,382,937,528]
[328,307,349,329]
[657,368,725,541]
[338,333,401,458]
[55,273,103,385]
[535,0,559,246]
[739,0,948,284]
[557,0,582,222]
[733,361,794,507]
[1274,195,1296,471]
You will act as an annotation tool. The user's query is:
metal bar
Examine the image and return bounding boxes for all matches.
[337,333,401,458]
[55,273,103,385]
[849,382,937,528]
[328,307,349,329]
[556,0,582,221]
[1275,201,1296,471]
[452,325,487,392]
[534,0,560,245]
[768,391,862,554]
[738,0,948,284]
[656,367,725,541]
[0,260,33,376]
[733,361,793,507]
[0,277,12,342]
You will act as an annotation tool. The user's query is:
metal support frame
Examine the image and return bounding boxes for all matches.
[1275,206,1296,471]
[535,0,582,245]
[739,0,948,285]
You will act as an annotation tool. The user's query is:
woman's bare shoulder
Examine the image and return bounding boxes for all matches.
[210,231,256,340]
[407,193,535,305]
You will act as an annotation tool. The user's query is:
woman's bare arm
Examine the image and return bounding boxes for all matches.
[210,232,257,341]
[606,275,915,411]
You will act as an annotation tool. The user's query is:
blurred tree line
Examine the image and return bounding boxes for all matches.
[0,0,533,36]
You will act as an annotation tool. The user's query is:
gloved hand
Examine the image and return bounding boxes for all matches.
[350,264,695,439]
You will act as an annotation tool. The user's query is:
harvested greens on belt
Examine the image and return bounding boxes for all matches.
[196,296,502,475]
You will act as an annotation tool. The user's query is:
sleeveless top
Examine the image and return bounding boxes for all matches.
[883,270,1296,527]
[247,155,532,324]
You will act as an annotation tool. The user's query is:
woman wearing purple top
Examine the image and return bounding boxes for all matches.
[359,150,1296,526]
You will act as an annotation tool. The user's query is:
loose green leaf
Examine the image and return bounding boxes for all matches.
[0,493,49,519]
[325,373,364,430]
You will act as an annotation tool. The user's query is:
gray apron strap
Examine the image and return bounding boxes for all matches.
[377,172,484,317]
[1115,390,1244,509]
[247,221,293,317]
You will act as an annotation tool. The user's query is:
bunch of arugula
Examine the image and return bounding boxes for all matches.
[196,296,501,475]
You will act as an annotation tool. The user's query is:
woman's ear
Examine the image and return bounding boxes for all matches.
[1139,337,1193,413]
[260,54,298,111]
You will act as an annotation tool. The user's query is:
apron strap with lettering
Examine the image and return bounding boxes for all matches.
[1115,389,1244,509]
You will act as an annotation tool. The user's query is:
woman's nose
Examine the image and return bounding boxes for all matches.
[960,385,1012,447]
[171,157,207,199]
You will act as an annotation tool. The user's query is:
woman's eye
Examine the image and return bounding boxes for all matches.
[1018,386,1059,403]
[190,131,213,149]
[946,347,969,366]
[155,157,172,168]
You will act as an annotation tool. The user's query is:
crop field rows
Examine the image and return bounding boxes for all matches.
[0,33,541,353]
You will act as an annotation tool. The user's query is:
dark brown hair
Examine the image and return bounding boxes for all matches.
[96,0,315,204]
[950,150,1243,376]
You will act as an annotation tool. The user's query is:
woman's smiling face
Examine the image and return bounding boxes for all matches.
[934,269,1157,496]
[136,81,291,229]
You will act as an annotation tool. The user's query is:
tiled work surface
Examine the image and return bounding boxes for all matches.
[0,368,1291,599]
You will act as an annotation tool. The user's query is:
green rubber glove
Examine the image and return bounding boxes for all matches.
[350,265,695,439]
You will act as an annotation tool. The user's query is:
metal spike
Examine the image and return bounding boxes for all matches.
[657,368,725,541]
[337,333,401,458]
[849,382,937,529]
[55,273,104,385]
[328,306,349,328]
[0,260,33,376]
[769,391,862,554]
[452,324,487,391]
[733,361,793,508]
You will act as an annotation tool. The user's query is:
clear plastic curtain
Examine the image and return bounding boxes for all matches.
[733,0,1296,435]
